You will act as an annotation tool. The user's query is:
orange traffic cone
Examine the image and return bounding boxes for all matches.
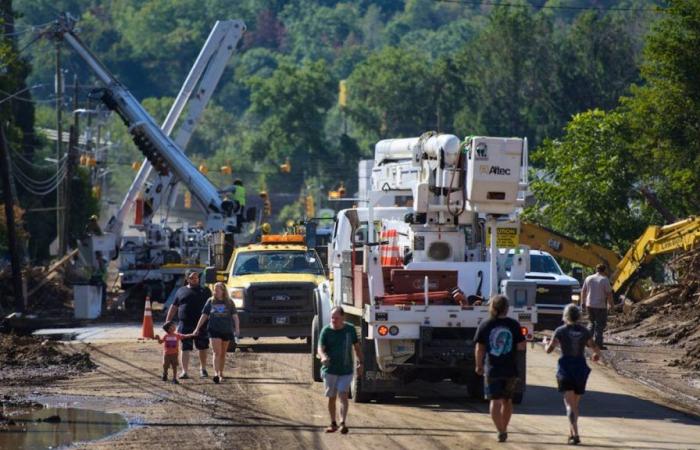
[142,296,155,339]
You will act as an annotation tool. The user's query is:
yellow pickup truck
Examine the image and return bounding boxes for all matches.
[219,234,327,343]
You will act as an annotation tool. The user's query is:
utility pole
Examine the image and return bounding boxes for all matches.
[64,75,79,250]
[0,125,25,313]
[55,41,64,256]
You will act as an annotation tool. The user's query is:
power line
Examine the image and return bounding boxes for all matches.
[433,0,663,12]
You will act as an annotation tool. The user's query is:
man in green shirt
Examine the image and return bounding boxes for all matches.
[317,306,363,434]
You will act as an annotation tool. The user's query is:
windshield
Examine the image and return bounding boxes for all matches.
[505,253,562,275]
[232,250,324,276]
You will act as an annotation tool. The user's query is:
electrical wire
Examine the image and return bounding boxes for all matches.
[433,0,663,12]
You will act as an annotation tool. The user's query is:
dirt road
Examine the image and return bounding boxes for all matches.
[4,328,700,450]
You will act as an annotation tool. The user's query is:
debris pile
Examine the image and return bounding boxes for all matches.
[612,247,700,371]
[0,334,95,386]
[0,266,73,317]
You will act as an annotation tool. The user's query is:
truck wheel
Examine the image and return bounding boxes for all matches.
[468,375,484,401]
[351,369,372,403]
[311,316,322,382]
[512,392,524,404]
[351,320,373,403]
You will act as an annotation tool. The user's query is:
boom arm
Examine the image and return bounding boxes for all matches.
[519,222,621,272]
[106,20,245,236]
[612,216,700,295]
[50,16,236,232]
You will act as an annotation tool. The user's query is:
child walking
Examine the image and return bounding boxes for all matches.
[156,321,191,384]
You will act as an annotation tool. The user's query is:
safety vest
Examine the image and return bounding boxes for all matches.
[233,185,246,207]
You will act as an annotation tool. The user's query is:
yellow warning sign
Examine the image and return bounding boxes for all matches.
[486,227,520,248]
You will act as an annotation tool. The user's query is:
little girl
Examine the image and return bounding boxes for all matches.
[156,321,191,384]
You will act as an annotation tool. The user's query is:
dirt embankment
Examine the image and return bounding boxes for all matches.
[0,334,95,386]
[610,248,700,371]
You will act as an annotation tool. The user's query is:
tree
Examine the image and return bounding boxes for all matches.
[621,0,700,216]
[527,110,649,250]
[346,46,438,144]
[246,59,335,192]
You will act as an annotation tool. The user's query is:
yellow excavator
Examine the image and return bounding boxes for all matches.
[519,216,700,301]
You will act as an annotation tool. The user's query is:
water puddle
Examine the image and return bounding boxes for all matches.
[0,407,127,449]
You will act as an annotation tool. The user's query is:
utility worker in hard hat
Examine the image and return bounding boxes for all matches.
[85,215,103,236]
[232,179,246,221]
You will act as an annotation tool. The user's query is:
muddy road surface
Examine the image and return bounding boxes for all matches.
[3,329,700,450]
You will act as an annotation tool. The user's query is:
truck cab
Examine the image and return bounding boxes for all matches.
[225,235,327,341]
[505,249,579,329]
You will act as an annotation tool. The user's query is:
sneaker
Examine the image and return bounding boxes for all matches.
[573,436,580,445]
[200,369,209,378]
[172,378,179,385]
[498,432,508,442]
[178,373,189,380]
[213,375,220,384]
[339,422,349,434]
[162,373,167,382]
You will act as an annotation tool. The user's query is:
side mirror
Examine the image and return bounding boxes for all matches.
[571,267,583,284]
[203,266,218,284]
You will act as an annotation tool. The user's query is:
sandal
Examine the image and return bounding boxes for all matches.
[568,435,580,445]
[339,422,349,434]
[325,422,338,433]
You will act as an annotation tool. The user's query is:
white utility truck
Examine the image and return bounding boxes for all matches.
[311,133,538,403]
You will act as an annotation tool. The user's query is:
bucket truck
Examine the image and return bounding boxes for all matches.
[50,15,244,304]
[311,132,538,403]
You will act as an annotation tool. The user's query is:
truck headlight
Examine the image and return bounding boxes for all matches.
[571,294,580,303]
[229,287,244,299]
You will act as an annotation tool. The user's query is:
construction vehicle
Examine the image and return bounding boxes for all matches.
[50,15,244,304]
[206,234,328,342]
[612,216,700,297]
[65,16,246,305]
[311,133,538,403]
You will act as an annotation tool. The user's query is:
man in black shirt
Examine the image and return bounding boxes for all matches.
[474,294,526,443]
[165,270,212,379]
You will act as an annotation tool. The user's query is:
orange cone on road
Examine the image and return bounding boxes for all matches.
[142,296,155,339]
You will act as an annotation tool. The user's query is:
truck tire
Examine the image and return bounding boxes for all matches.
[351,320,373,403]
[467,375,485,401]
[512,391,524,404]
[311,316,322,383]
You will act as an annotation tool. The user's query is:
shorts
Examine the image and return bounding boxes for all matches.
[322,373,353,397]
[178,323,209,351]
[209,330,234,341]
[484,377,519,400]
[163,353,178,369]
[557,377,587,395]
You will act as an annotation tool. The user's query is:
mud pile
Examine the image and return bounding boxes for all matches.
[0,334,95,386]
[611,248,700,371]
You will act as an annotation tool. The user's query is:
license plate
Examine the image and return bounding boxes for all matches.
[275,316,288,325]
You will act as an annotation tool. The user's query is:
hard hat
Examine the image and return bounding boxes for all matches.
[90,215,98,221]
[261,223,271,234]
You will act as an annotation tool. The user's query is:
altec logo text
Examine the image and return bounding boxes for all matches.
[480,166,511,175]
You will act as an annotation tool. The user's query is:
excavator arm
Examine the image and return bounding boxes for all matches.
[612,216,700,295]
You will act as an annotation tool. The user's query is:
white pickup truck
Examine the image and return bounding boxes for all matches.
[505,250,579,329]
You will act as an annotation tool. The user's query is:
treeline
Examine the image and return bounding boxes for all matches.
[7,0,698,258]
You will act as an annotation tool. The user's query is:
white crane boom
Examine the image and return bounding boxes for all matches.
[103,20,245,238]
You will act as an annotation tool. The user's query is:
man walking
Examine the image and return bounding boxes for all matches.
[581,264,613,349]
[317,306,363,434]
[166,270,212,379]
[474,295,526,443]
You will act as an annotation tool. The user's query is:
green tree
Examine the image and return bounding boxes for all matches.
[622,0,700,216]
[527,110,648,250]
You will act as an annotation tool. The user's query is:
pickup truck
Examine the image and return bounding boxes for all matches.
[221,235,327,342]
[505,250,580,330]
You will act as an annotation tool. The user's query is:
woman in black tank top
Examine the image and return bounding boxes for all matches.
[545,304,601,445]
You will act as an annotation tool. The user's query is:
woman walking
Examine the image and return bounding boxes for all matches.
[193,282,240,383]
[545,304,601,445]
